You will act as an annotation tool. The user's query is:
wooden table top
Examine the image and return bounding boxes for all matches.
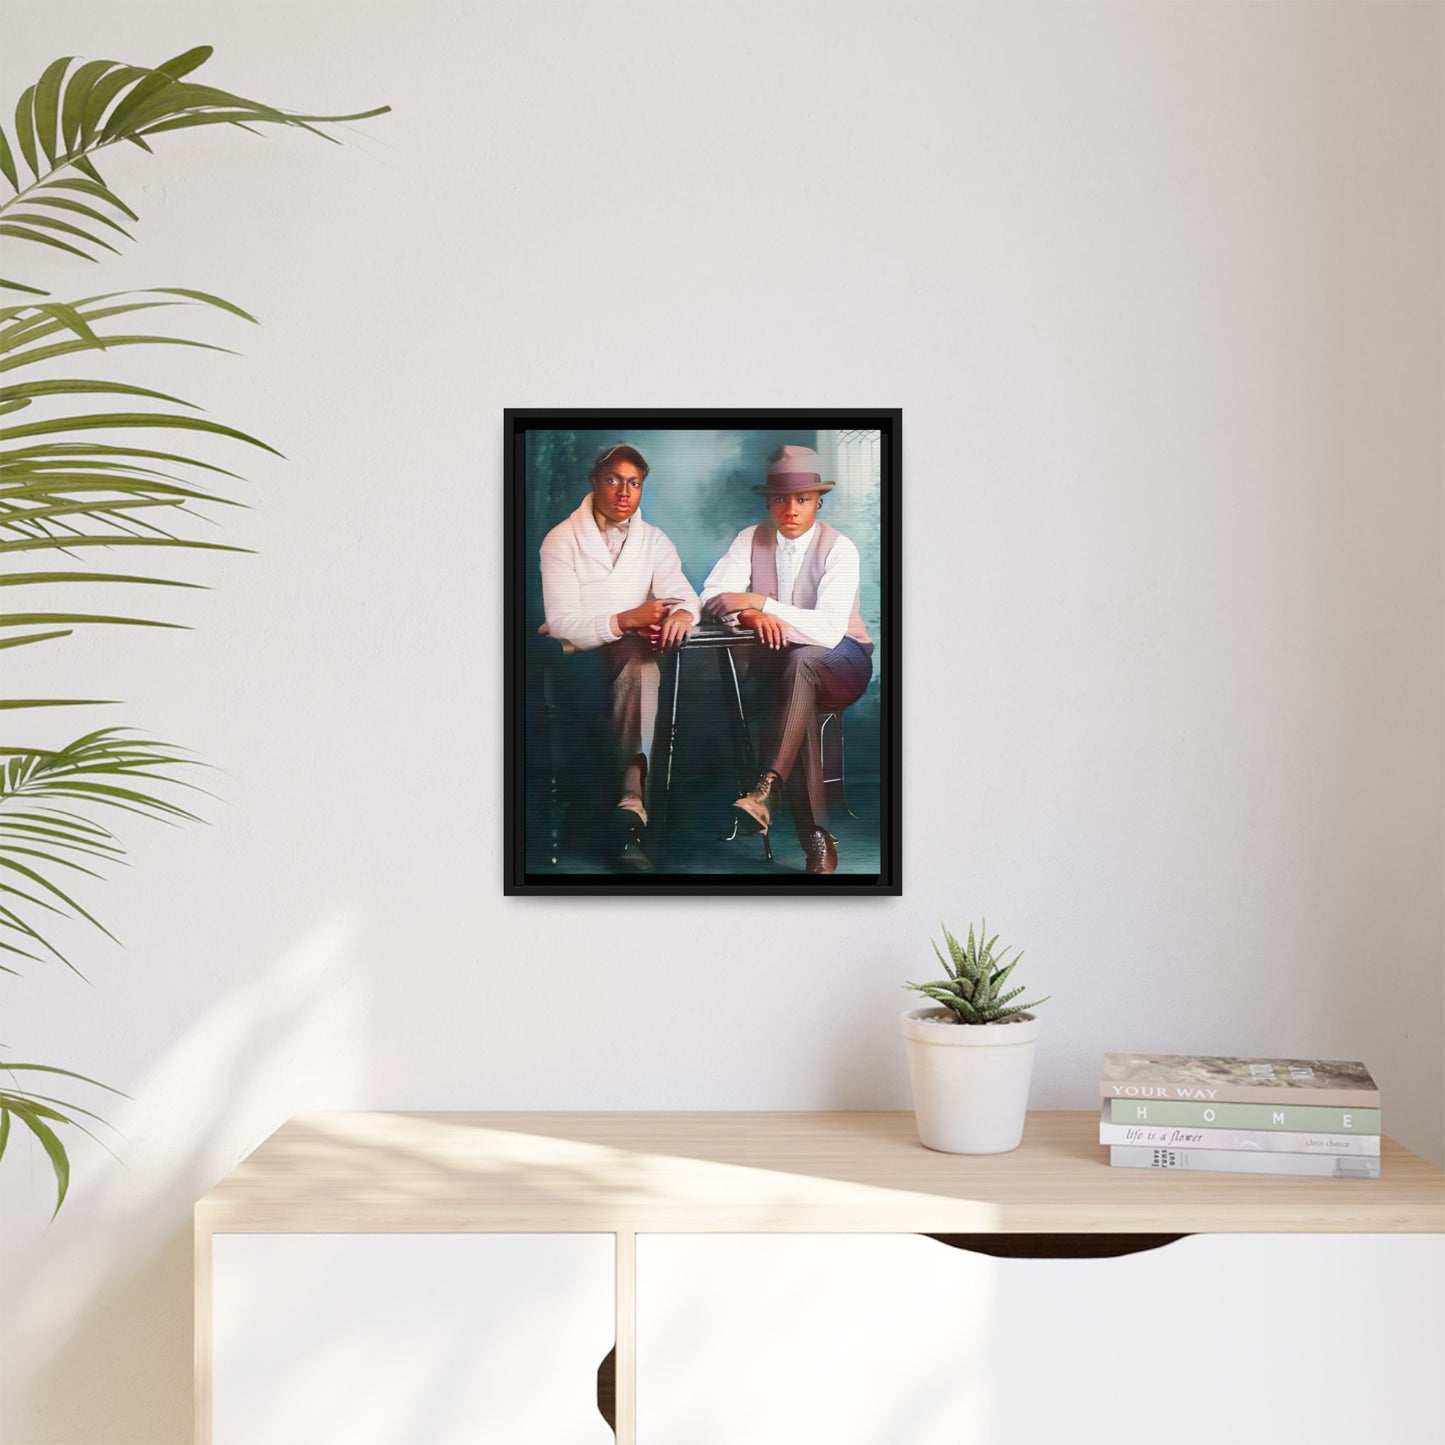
[195,1110,1445,1235]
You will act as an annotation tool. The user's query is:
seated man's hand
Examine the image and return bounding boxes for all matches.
[739,608,786,650]
[618,600,669,632]
[657,610,693,650]
[706,591,762,620]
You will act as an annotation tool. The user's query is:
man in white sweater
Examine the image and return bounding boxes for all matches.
[539,443,701,870]
[700,445,874,875]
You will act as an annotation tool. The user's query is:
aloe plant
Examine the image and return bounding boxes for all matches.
[906,922,1050,1025]
[0,46,386,1211]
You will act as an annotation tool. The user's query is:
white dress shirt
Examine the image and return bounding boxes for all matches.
[776,529,806,605]
[699,522,861,651]
[602,518,629,561]
[540,495,700,651]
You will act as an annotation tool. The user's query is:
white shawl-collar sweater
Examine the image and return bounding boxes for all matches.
[540,494,702,652]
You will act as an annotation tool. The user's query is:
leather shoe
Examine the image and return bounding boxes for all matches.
[732,771,781,834]
[608,797,652,872]
[616,836,654,873]
[801,827,837,875]
[608,800,645,844]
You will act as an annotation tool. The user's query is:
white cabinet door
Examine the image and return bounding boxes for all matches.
[636,1233,1445,1445]
[213,1233,614,1445]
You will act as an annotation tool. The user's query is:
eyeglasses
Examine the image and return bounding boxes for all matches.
[598,474,643,492]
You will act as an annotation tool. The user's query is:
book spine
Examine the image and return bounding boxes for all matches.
[1108,1099,1380,1133]
[1099,1121,1380,1156]
[1100,1082,1379,1108]
[1110,1145,1380,1179]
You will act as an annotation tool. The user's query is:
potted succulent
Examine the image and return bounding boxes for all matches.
[901,922,1050,1154]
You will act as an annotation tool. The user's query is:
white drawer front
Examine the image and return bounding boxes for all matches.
[637,1233,1444,1445]
[213,1233,614,1445]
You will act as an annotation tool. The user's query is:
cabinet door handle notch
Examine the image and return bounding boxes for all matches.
[924,1232,1190,1259]
[597,1343,616,1434]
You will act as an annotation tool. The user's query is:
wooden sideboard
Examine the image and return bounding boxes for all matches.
[195,1111,1445,1444]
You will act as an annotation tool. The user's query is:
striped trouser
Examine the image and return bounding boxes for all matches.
[742,636,873,833]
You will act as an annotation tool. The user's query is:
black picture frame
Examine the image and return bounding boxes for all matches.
[504,408,901,896]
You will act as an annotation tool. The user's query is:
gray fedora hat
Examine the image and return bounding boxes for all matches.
[752,444,835,496]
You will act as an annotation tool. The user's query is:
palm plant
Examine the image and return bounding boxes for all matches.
[0,46,386,1210]
[906,922,1051,1025]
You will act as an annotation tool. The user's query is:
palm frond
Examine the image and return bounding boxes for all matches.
[0,1058,127,1214]
[1,46,386,1216]
[1,47,388,293]
[0,288,264,703]
[0,729,204,974]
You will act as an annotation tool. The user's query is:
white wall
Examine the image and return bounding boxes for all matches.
[3,2,1441,1441]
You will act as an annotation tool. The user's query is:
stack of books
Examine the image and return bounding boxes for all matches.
[1099,1053,1381,1178]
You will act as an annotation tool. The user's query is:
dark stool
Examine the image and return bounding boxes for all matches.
[652,624,764,856]
[818,708,856,818]
[528,624,582,868]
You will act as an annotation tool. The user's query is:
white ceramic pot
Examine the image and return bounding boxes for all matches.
[900,1007,1041,1154]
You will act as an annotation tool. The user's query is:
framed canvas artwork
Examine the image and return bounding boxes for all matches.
[504,409,901,895]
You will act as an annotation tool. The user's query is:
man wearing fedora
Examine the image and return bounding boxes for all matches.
[699,444,874,875]
[539,442,701,870]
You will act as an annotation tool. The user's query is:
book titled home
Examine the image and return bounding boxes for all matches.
[1107,1098,1380,1133]
[1097,1104,1381,1156]
[1100,1053,1378,1107]
[1110,1145,1380,1179]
